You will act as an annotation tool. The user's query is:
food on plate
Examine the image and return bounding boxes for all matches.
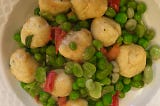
[71,0,108,20]
[9,0,160,106]
[39,0,71,16]
[10,49,38,83]
[21,16,51,48]
[59,29,92,61]
[116,44,146,78]
[91,17,121,47]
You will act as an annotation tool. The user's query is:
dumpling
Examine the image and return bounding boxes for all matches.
[91,17,121,47]
[71,0,108,20]
[59,29,92,61]
[51,69,73,97]
[10,49,38,83]
[39,0,71,16]
[21,16,51,48]
[66,99,88,106]
[116,44,146,78]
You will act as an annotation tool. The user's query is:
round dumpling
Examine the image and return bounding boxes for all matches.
[39,0,71,16]
[91,17,121,47]
[51,69,73,97]
[59,29,92,61]
[66,99,88,106]
[10,49,38,83]
[21,16,51,48]
[71,0,108,20]
[116,44,146,78]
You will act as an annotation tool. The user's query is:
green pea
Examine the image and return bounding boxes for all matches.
[131,81,144,88]
[72,82,79,90]
[95,52,103,58]
[76,77,86,88]
[46,45,56,56]
[102,93,112,106]
[100,77,111,86]
[47,97,56,106]
[127,1,137,10]
[34,53,44,62]
[88,56,97,64]
[93,40,103,50]
[105,7,116,18]
[83,46,96,60]
[72,63,83,77]
[144,29,155,41]
[55,14,67,24]
[60,22,72,32]
[120,0,127,7]
[96,68,112,80]
[123,77,131,85]
[149,45,160,60]
[122,84,131,93]
[30,48,40,54]
[133,73,142,81]
[55,55,65,67]
[132,35,139,43]
[39,91,50,104]
[69,91,80,100]
[115,12,128,24]
[97,57,107,70]
[102,85,114,94]
[34,7,40,16]
[137,2,147,14]
[80,89,88,97]
[135,24,146,37]
[119,92,125,98]
[35,67,47,83]
[13,31,21,43]
[65,62,74,74]
[40,12,54,21]
[127,7,134,18]
[112,73,120,84]
[123,33,133,44]
[116,36,123,45]
[125,19,137,31]
[120,6,127,12]
[115,81,124,91]
[96,101,104,106]
[138,38,149,49]
[82,62,96,78]
[67,12,78,22]
[134,13,142,23]
[69,41,77,50]
[143,65,153,84]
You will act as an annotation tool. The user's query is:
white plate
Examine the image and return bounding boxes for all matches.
[0,0,160,106]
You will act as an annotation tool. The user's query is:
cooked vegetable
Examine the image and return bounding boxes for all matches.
[83,46,96,60]
[82,62,96,78]
[149,45,160,60]
[115,12,127,24]
[143,65,153,84]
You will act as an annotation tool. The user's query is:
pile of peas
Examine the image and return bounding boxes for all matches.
[12,0,160,106]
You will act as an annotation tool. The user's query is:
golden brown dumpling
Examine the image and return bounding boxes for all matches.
[71,0,108,20]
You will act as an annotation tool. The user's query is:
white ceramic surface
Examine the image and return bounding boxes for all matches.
[0,0,160,106]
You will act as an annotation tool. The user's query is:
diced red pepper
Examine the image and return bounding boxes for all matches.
[34,95,40,103]
[44,71,57,93]
[108,0,120,12]
[58,97,67,106]
[53,27,67,53]
[100,47,108,57]
[110,91,119,106]
[107,44,120,61]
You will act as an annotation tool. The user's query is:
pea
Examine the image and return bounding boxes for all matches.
[134,13,142,23]
[46,45,56,56]
[47,97,56,106]
[127,1,137,10]
[125,19,137,31]
[138,38,149,49]
[65,62,74,74]
[55,55,65,67]
[34,7,40,16]
[120,0,127,7]
[123,33,133,44]
[39,91,50,104]
[40,12,54,21]
[76,77,86,88]
[127,7,134,19]
[82,62,96,78]
[112,73,120,84]
[122,84,131,93]
[72,82,79,90]
[116,36,123,45]
[34,53,44,62]
[115,12,128,24]
[96,68,112,80]
[143,65,153,84]
[135,24,146,37]
[123,77,131,85]
[133,73,142,81]
[67,12,78,22]
[96,52,103,58]
[96,101,104,106]
[55,14,67,24]
[60,22,72,32]
[131,81,144,88]
[35,67,47,83]
[115,81,124,91]
[69,41,77,50]
[102,93,112,105]
[69,91,80,100]
[88,56,97,64]
[119,92,125,98]
[72,63,83,77]
[143,29,155,41]
[97,57,107,70]
[80,89,88,97]
[149,45,160,60]
[105,7,116,18]
[83,46,96,60]
[137,2,147,14]
[132,35,139,43]
[93,40,103,50]
[120,6,127,12]
[13,31,21,43]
